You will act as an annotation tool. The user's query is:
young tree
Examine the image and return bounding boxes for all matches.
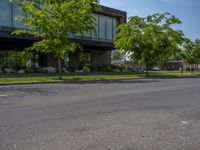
[193,39,200,68]
[13,0,100,79]
[114,13,184,76]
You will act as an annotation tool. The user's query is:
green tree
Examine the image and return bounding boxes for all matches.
[13,0,100,79]
[114,13,184,76]
[193,39,200,65]
[7,51,32,69]
[181,38,200,73]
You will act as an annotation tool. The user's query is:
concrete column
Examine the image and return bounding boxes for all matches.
[39,54,47,67]
[39,54,63,69]
[46,54,58,68]
[91,51,111,67]
[69,50,80,70]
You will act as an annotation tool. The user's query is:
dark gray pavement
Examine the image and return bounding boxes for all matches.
[0,78,200,150]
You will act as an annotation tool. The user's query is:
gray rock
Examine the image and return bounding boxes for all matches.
[4,68,15,73]
[83,66,91,73]
[46,67,57,73]
[75,70,84,73]
[62,68,70,73]
[112,69,121,72]
[17,69,26,74]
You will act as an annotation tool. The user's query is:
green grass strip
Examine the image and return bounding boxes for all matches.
[0,71,199,84]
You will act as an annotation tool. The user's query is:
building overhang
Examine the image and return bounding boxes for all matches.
[0,30,34,50]
[0,30,114,51]
[0,5,127,51]
[96,5,127,24]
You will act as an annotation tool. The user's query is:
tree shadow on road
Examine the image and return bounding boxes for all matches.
[63,79,160,84]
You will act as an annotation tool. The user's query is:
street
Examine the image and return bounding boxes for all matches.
[0,78,200,150]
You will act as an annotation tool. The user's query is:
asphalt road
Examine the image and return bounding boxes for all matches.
[0,78,200,150]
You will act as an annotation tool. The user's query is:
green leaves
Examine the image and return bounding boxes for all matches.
[13,0,100,58]
[181,38,200,64]
[114,13,184,70]
[12,0,100,78]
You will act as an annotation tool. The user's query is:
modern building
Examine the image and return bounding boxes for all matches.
[0,0,127,70]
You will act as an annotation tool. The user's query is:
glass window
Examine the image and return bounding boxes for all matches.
[91,14,99,38]
[99,15,106,39]
[0,0,12,29]
[73,14,118,42]
[106,16,113,40]
[83,32,91,38]
[112,18,117,39]
[13,0,26,29]
[74,33,83,38]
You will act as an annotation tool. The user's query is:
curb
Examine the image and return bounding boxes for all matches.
[0,78,144,86]
[0,76,199,86]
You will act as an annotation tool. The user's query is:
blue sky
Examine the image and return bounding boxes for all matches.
[100,0,200,41]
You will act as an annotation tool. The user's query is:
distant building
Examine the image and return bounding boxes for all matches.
[162,60,200,71]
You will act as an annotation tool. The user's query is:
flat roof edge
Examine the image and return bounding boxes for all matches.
[100,5,127,15]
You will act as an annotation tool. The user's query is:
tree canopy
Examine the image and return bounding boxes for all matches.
[180,38,200,72]
[114,13,185,76]
[13,0,100,78]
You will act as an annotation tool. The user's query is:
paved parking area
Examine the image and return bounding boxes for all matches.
[0,78,200,150]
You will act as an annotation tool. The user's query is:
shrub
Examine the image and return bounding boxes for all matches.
[35,67,46,73]
[126,66,134,72]
[102,66,112,72]
[25,68,35,73]
[83,66,91,73]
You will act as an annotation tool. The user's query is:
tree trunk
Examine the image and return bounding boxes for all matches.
[181,62,184,75]
[33,53,36,72]
[146,64,149,77]
[195,64,198,72]
[190,64,193,75]
[145,51,149,77]
[146,59,149,77]
[58,57,62,79]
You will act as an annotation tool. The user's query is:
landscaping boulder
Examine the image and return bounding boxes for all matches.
[41,67,48,73]
[75,70,84,73]
[112,69,121,72]
[83,66,91,73]
[46,67,57,73]
[4,68,15,73]
[17,69,26,74]
[62,67,70,73]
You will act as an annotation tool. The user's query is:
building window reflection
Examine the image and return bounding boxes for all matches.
[13,0,26,29]
[0,0,12,29]
[106,16,113,40]
[0,2,119,42]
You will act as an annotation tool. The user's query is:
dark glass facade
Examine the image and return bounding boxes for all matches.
[0,0,12,29]
[81,13,119,42]
[0,0,119,42]
[0,2,127,69]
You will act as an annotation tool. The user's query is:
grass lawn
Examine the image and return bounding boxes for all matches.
[0,71,199,84]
